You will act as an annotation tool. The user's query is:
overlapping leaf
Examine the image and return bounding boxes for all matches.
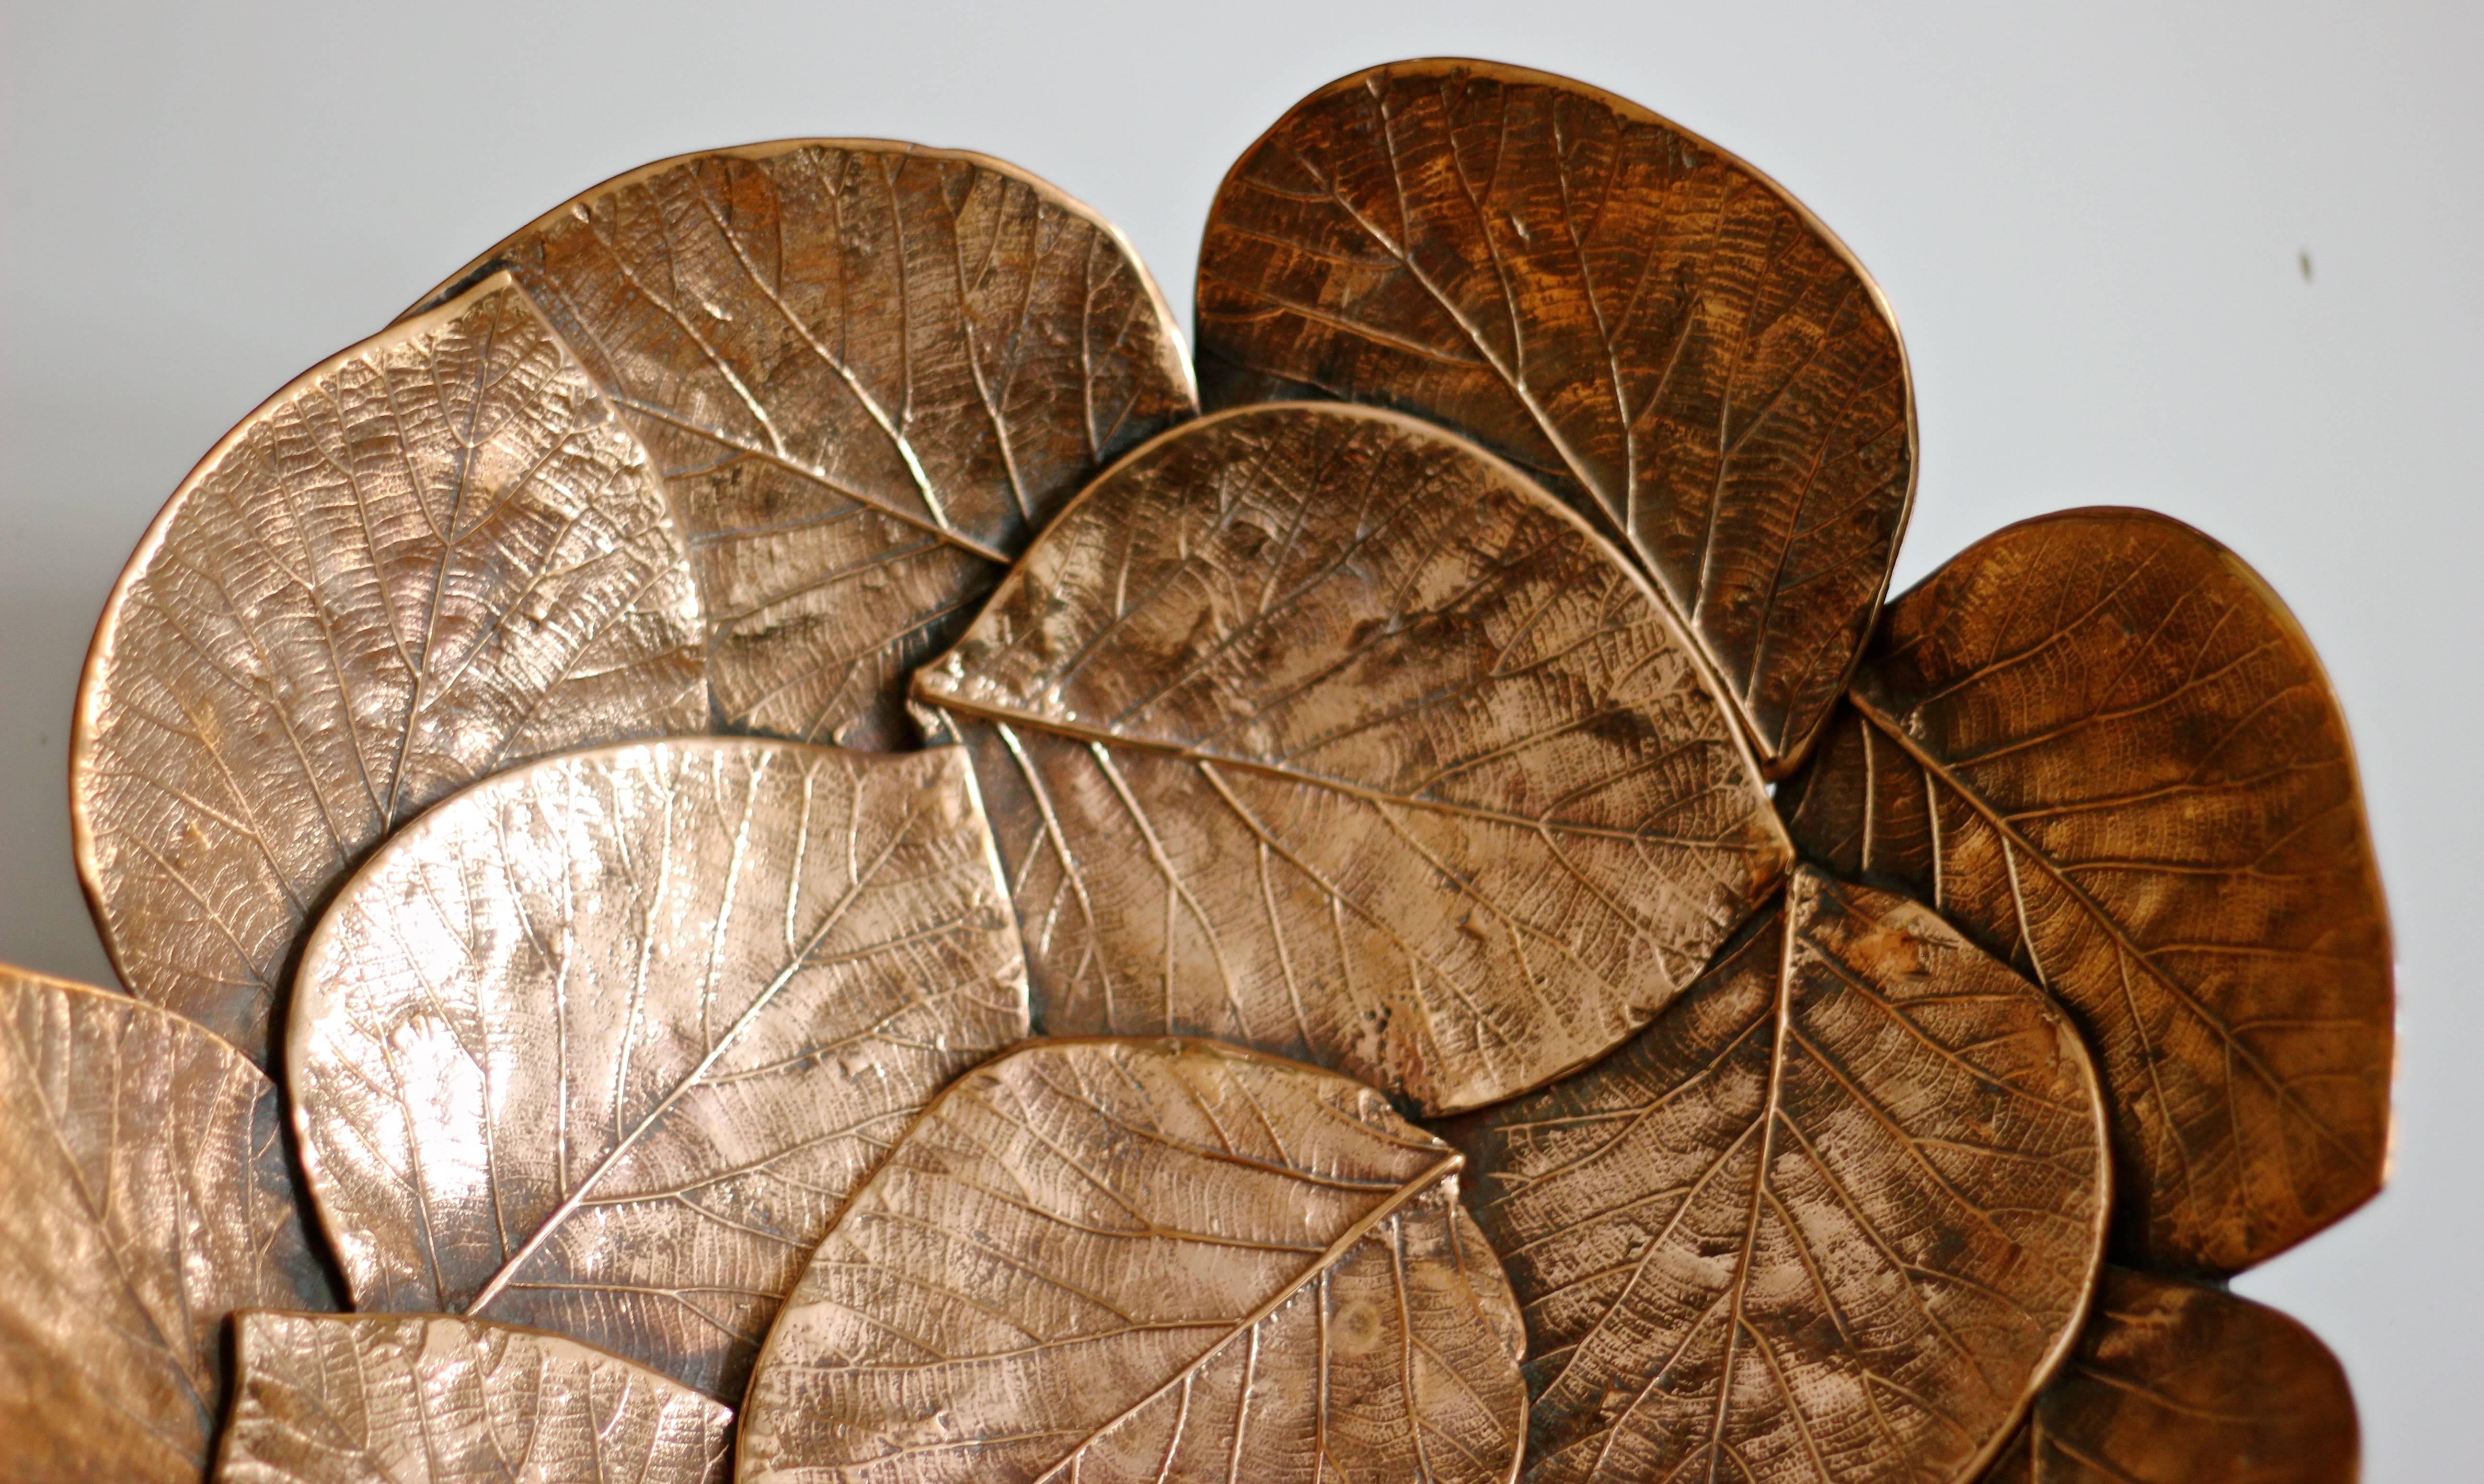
[411,140,1199,748]
[1780,508,2392,1274]
[1979,1269,2357,1484]
[290,738,1027,1401]
[1442,867,2109,1484]
[914,401,1789,1115]
[1196,58,1914,772]
[216,1311,733,1484]
[73,274,707,1065]
[0,966,338,1484]
[738,1037,1527,1484]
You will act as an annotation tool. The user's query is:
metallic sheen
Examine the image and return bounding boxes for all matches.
[738,1037,1528,1484]
[73,274,707,1066]
[216,1311,733,1483]
[914,401,1790,1116]
[408,140,1199,750]
[289,738,1028,1402]
[1980,1269,2358,1484]
[1196,58,1915,775]
[1441,867,2109,1484]
[1779,508,2392,1275]
[0,966,337,1484]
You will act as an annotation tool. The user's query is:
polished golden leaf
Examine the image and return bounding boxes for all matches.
[411,140,1198,749]
[738,1036,1526,1484]
[1779,508,2392,1275]
[290,738,1027,1401]
[1196,58,1914,774]
[913,401,1788,1115]
[74,273,707,1066]
[0,966,337,1484]
[1441,867,2108,1484]
[1979,1269,2357,1484]
[216,1311,732,1484]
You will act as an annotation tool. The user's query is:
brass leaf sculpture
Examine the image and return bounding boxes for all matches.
[1979,1269,2358,1484]
[1779,508,2392,1275]
[1197,58,1915,775]
[0,966,338,1484]
[737,1037,1528,1484]
[73,273,708,1066]
[11,54,2387,1484]
[289,739,1027,1401]
[1441,867,2110,1484]
[217,1311,733,1484]
[914,401,1791,1115]
[409,140,1199,750]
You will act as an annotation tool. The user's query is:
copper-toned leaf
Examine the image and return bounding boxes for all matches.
[1196,58,1914,774]
[290,738,1028,1401]
[738,1036,1526,1484]
[1441,866,2109,1484]
[410,139,1198,750]
[74,273,707,1066]
[1780,508,2392,1275]
[216,1311,733,1484]
[0,966,338,1484]
[913,401,1788,1115]
[1980,1269,2357,1484]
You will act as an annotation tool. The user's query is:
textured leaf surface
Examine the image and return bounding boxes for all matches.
[0,966,337,1484]
[1980,1269,2356,1484]
[914,402,1787,1115]
[1196,58,1913,773]
[1442,867,2108,1484]
[217,1311,733,1484]
[739,1037,1527,1484]
[74,273,707,1065]
[291,738,1027,1401]
[413,139,1198,749]
[1780,508,2392,1274]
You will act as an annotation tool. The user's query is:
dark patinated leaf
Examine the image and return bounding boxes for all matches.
[1781,508,2392,1275]
[1198,58,1914,774]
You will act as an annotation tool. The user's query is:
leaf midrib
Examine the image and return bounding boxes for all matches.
[1846,692,2368,1168]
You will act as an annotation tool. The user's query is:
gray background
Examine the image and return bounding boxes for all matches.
[4,1,2475,1473]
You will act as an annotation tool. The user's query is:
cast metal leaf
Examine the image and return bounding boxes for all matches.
[216,1311,733,1484]
[737,1036,1527,1484]
[73,273,707,1066]
[0,966,338,1484]
[410,139,1199,750]
[1196,58,1914,775]
[290,738,1028,1402]
[1980,1269,2357,1484]
[913,401,1790,1116]
[1779,508,2392,1275]
[1441,866,2109,1484]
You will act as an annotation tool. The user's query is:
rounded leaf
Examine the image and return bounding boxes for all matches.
[291,738,1029,1401]
[74,273,707,1065]
[217,1311,734,1483]
[739,1037,1527,1484]
[1980,1269,2357,1483]
[411,139,1199,749]
[913,401,1789,1115]
[1197,58,1915,773]
[1441,867,2109,1484]
[1781,508,2392,1274]
[0,966,337,1484]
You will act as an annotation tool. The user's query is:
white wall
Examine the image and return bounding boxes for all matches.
[4,2,2475,1473]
